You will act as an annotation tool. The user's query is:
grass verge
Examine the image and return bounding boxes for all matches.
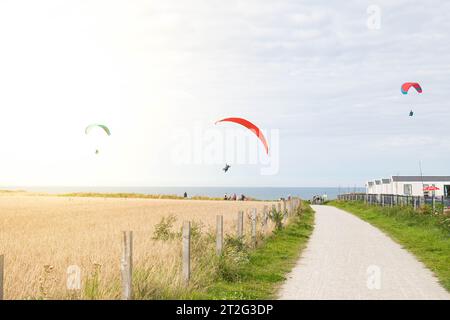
[330,200,450,292]
[189,204,315,299]
[58,192,224,201]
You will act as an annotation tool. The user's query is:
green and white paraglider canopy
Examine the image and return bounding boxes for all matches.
[85,124,111,136]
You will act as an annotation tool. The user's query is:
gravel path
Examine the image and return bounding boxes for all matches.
[278,205,450,300]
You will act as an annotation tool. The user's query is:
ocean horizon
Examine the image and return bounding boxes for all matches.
[1,186,365,200]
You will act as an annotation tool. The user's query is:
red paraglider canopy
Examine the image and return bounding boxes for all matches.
[215,117,269,155]
[401,82,422,94]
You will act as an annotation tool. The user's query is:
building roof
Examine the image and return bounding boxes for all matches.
[382,178,391,183]
[375,180,381,185]
[367,181,374,186]
[391,176,450,182]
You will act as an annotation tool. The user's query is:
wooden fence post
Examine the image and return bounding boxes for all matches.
[262,205,268,234]
[182,221,191,286]
[432,195,436,214]
[237,211,244,238]
[216,215,223,255]
[0,254,4,300]
[120,231,133,300]
[251,209,257,248]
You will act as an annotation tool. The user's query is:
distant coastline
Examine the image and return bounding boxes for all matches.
[0,186,365,201]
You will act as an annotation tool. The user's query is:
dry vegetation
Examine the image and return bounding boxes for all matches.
[0,194,276,299]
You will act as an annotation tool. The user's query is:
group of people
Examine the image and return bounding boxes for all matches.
[183,192,246,201]
[224,193,246,201]
[279,195,292,202]
[312,194,328,204]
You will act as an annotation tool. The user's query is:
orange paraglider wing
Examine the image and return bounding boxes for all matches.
[401,82,422,94]
[215,117,269,155]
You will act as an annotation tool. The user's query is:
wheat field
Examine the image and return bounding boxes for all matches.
[0,193,275,299]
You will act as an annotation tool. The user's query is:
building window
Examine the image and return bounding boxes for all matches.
[404,184,412,195]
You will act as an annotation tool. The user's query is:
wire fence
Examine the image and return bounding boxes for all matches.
[337,193,450,214]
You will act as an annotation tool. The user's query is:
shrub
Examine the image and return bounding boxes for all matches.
[269,207,284,230]
[217,235,249,281]
[189,220,205,240]
[152,215,178,240]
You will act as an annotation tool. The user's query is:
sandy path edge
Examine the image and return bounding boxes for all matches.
[278,205,450,300]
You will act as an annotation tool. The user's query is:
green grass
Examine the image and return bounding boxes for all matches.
[330,200,450,292]
[0,189,26,193]
[58,192,269,202]
[58,192,223,201]
[189,205,315,299]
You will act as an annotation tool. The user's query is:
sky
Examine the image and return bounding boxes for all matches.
[0,0,449,188]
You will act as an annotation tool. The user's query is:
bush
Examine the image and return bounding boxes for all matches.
[152,215,177,240]
[217,235,249,281]
[189,220,205,240]
[269,207,284,230]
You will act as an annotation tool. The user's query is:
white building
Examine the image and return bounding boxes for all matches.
[366,176,450,197]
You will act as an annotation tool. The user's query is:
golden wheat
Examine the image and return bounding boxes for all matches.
[0,194,274,299]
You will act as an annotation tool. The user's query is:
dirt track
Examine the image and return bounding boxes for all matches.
[278,205,450,300]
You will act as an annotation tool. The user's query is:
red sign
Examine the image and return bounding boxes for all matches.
[423,186,440,191]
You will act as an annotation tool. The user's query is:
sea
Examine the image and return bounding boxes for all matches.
[2,186,365,201]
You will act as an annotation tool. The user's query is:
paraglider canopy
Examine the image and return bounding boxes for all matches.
[215,117,269,155]
[401,82,422,95]
[85,124,111,136]
[223,164,231,173]
[85,124,111,155]
[409,110,414,117]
